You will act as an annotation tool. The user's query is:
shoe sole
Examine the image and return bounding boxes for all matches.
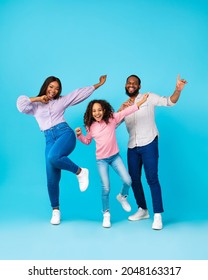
[103,225,111,228]
[122,206,131,212]
[50,221,61,225]
[152,224,163,230]
[128,214,150,221]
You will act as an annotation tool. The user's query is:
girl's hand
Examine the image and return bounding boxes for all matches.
[75,127,82,136]
[141,93,149,102]
[118,99,133,111]
[136,93,149,108]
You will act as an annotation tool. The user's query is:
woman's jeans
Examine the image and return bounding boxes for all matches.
[127,137,164,213]
[44,122,79,208]
[96,153,132,212]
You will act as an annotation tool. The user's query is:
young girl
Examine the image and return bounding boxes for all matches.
[75,95,148,228]
[16,75,107,225]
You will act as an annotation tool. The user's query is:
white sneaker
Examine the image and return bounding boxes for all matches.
[76,168,89,192]
[128,207,150,221]
[152,213,163,230]
[102,212,111,228]
[50,209,61,225]
[116,194,131,212]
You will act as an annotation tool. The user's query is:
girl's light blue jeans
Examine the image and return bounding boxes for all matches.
[44,122,79,208]
[96,153,132,212]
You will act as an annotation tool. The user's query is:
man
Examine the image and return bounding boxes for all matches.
[120,74,187,230]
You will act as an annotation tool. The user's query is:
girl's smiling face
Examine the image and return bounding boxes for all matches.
[46,81,60,100]
[92,102,104,122]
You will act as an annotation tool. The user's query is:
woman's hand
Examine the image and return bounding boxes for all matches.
[39,95,49,103]
[99,75,107,85]
[93,75,107,89]
[30,95,49,103]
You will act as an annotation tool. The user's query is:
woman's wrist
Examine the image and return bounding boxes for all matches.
[30,97,40,102]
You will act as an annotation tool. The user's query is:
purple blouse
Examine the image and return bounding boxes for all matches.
[17,86,95,131]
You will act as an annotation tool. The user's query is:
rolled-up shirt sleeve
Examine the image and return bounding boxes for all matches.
[150,93,175,107]
[167,96,175,106]
[16,95,36,115]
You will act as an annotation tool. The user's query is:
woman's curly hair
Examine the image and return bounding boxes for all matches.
[84,99,114,129]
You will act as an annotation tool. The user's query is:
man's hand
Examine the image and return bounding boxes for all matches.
[176,74,187,92]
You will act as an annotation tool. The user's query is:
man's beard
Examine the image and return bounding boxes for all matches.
[125,88,139,97]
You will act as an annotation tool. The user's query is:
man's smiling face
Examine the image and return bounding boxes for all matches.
[125,76,141,97]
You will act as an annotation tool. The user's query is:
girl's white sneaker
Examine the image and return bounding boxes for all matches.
[102,212,111,228]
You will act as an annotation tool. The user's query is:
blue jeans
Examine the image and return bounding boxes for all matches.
[127,137,164,213]
[96,153,132,212]
[44,122,79,208]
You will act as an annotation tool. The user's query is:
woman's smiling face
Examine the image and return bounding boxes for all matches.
[46,81,60,100]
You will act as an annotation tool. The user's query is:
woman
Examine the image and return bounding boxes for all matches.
[17,74,107,225]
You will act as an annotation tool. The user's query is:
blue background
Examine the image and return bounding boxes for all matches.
[0,0,208,259]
